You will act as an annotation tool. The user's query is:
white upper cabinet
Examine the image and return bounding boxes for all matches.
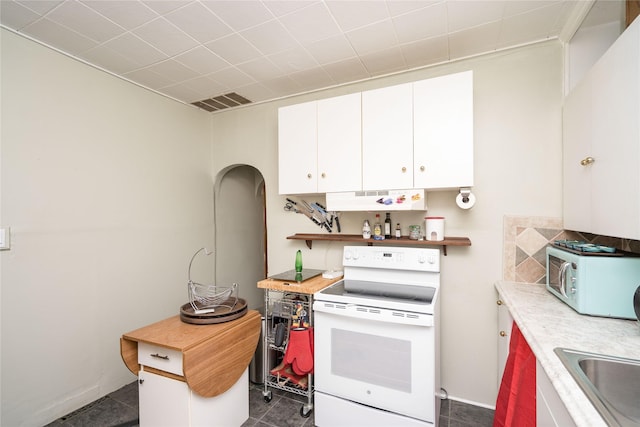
[362,83,414,191]
[563,18,640,239]
[317,93,362,193]
[414,71,474,189]
[278,101,317,195]
[278,71,475,197]
[278,94,362,195]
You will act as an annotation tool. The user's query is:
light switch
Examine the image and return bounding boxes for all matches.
[0,227,10,250]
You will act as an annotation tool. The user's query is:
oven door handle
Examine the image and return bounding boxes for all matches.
[313,301,433,326]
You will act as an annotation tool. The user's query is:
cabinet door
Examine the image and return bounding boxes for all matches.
[588,21,640,239]
[413,71,474,189]
[497,296,513,387]
[317,93,362,192]
[362,83,414,190]
[139,370,189,427]
[562,77,593,233]
[278,101,317,194]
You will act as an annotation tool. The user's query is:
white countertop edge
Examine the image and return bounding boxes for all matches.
[495,281,640,427]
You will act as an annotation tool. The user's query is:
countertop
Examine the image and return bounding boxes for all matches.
[258,274,342,294]
[120,311,261,397]
[495,281,640,427]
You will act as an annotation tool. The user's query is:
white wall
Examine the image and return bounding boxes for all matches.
[211,41,563,407]
[0,30,214,426]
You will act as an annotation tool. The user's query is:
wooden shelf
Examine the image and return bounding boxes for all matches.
[287,233,471,256]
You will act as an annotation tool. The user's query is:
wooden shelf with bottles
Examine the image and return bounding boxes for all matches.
[287,233,471,256]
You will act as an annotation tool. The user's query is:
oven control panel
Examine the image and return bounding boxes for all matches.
[342,246,440,272]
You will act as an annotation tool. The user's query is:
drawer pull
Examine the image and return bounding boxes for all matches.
[151,353,169,360]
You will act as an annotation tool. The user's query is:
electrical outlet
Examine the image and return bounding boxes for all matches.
[0,227,11,250]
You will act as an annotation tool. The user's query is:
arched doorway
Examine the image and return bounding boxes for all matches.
[214,165,266,313]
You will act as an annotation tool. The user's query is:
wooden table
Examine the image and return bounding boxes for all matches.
[121,311,261,398]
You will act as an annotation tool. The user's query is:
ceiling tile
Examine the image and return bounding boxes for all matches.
[145,58,199,83]
[268,46,318,74]
[386,0,439,17]
[321,57,370,84]
[181,75,227,99]
[235,57,285,81]
[400,35,449,68]
[325,0,390,32]
[47,0,125,43]
[240,19,298,56]
[345,19,398,56]
[446,1,505,33]
[233,82,276,103]
[123,67,174,90]
[81,44,141,74]
[359,45,407,76]
[133,17,198,56]
[262,0,317,18]
[16,0,64,16]
[261,75,304,97]
[393,2,448,43]
[201,0,274,31]
[0,1,42,30]
[449,20,502,60]
[141,0,188,16]
[81,1,158,30]
[22,18,98,54]
[288,67,336,92]
[100,32,167,68]
[163,1,233,44]
[207,66,255,89]
[204,33,262,65]
[174,46,228,75]
[304,34,357,65]
[499,4,564,46]
[278,2,341,44]
[157,82,203,102]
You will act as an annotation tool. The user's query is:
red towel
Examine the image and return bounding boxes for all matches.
[493,322,536,427]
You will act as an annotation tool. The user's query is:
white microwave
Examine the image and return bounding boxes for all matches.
[546,246,640,319]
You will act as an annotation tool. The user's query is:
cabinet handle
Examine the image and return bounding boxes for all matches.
[496,299,503,305]
[499,331,507,337]
[420,166,425,172]
[401,167,407,173]
[307,173,312,179]
[151,353,169,360]
[580,157,595,166]
[321,172,326,179]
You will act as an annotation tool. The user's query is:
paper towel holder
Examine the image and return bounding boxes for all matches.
[459,188,471,203]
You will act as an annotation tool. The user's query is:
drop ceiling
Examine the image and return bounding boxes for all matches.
[0,0,624,112]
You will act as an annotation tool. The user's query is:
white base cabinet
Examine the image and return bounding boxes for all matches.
[496,295,513,387]
[536,361,576,427]
[139,368,249,427]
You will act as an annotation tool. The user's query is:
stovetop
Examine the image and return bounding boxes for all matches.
[315,279,437,314]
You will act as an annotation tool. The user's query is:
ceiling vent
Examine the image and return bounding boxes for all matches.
[191,92,252,112]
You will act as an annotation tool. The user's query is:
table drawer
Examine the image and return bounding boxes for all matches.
[138,342,183,376]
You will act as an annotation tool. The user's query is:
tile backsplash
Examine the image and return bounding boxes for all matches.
[503,215,640,283]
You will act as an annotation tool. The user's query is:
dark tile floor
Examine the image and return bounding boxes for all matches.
[47,381,495,427]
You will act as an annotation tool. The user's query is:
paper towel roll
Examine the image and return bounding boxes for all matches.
[456,191,476,209]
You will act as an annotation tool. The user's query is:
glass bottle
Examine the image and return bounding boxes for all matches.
[395,223,401,239]
[295,249,303,273]
[384,213,391,239]
[362,220,371,239]
[373,214,383,240]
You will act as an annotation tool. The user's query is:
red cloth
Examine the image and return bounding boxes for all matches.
[493,322,536,427]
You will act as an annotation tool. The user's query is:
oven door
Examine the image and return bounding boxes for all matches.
[313,303,436,423]
[547,253,577,303]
